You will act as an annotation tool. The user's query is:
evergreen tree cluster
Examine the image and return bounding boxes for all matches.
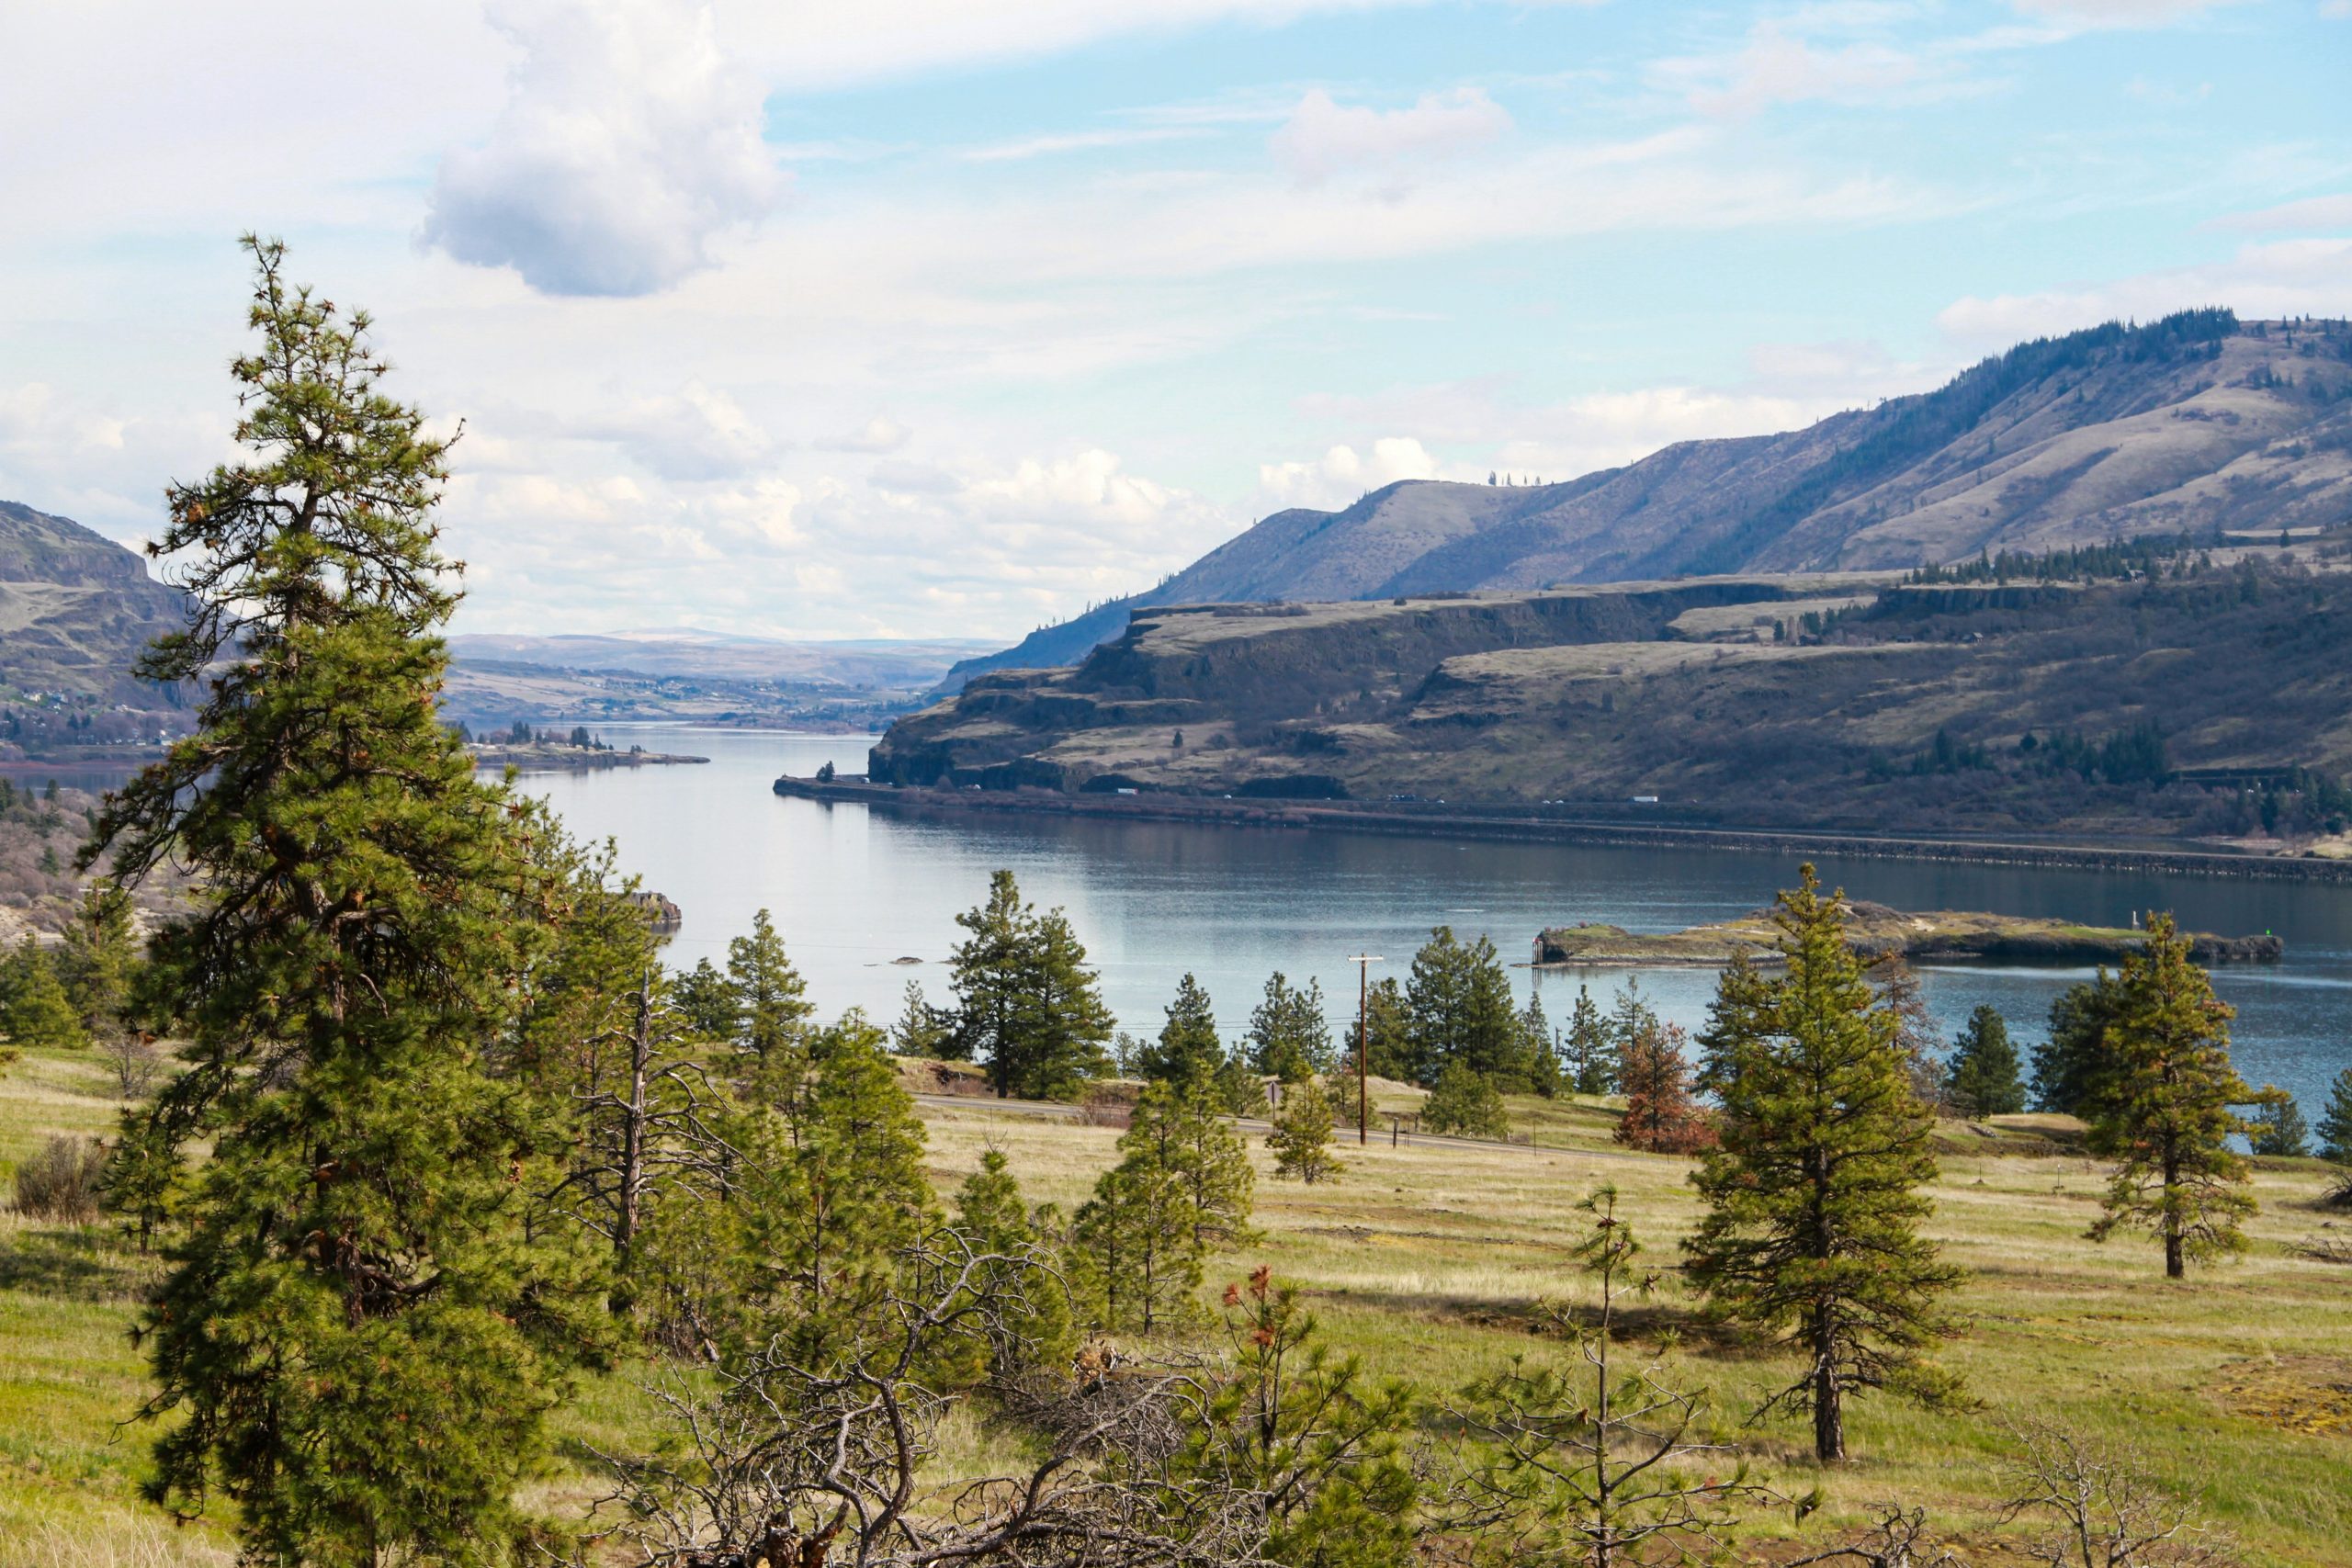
[1905,531,2213,587]
[62,241,2297,1567]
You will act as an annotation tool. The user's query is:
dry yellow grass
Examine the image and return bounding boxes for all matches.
[4,1051,2346,1566]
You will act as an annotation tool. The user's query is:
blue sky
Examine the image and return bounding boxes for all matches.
[1,0,2347,639]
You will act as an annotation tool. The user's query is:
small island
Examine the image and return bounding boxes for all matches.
[463,723,708,772]
[1534,900,2282,969]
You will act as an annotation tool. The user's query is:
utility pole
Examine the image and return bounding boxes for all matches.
[1348,954,1384,1145]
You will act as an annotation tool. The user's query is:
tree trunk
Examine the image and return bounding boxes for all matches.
[2163,1141,2184,1280]
[1812,1309,1845,1462]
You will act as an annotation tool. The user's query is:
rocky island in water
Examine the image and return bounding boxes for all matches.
[1533,900,2282,969]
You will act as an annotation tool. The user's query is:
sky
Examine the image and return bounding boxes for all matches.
[2,1,2348,643]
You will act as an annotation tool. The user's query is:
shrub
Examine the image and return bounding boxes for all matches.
[10,1134,107,1223]
[1422,1062,1510,1140]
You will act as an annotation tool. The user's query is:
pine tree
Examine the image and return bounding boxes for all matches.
[1614,1021,1714,1155]
[2249,1096,2309,1157]
[1685,870,1962,1463]
[948,872,1112,1100]
[2033,973,2125,1115]
[0,936,85,1052]
[1170,1268,1419,1567]
[1944,1004,2026,1120]
[60,879,140,1042]
[727,1014,939,1364]
[727,908,811,1066]
[1421,1062,1510,1140]
[1405,927,1523,1088]
[1561,984,1616,1095]
[1021,908,1116,1100]
[1166,1079,1261,1254]
[85,239,607,1563]
[2086,916,2267,1278]
[2318,1068,2352,1165]
[889,977,952,1058]
[1453,1186,1782,1563]
[1268,1076,1342,1183]
[1139,971,1226,1087]
[1605,978,1663,1094]
[946,1149,1074,1380]
[670,957,737,1042]
[1248,971,1333,1081]
[1071,1084,1204,1333]
[1361,976,1413,1080]
[1517,987,1562,1097]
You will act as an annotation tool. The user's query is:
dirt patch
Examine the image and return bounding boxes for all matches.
[2211,1355,2352,1438]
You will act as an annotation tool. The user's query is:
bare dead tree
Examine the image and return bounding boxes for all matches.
[102,1029,164,1100]
[1440,1186,1792,1567]
[573,1231,1270,1568]
[548,967,736,1277]
[1784,1505,1968,1568]
[1999,1422,2241,1568]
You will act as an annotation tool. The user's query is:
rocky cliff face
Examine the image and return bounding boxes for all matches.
[869,543,2352,844]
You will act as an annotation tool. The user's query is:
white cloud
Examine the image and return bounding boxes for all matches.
[2006,0,2251,26]
[1257,437,1442,510]
[1270,88,1510,186]
[588,382,774,479]
[2208,192,2352,232]
[820,415,913,453]
[2324,0,2352,17]
[957,127,1204,163]
[423,0,782,297]
[1937,237,2352,345]
[1664,27,1935,117]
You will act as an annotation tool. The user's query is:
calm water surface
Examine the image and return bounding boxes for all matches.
[508,726,2352,1112]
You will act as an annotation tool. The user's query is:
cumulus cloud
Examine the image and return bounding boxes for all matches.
[588,382,774,479]
[1257,437,1442,511]
[1270,88,1510,186]
[422,0,781,297]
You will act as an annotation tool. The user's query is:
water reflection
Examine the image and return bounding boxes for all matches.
[508,727,2352,1112]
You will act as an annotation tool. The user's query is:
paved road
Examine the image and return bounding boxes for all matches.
[911,1090,1655,1165]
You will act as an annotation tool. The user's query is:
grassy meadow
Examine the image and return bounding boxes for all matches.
[2,1043,2347,1567]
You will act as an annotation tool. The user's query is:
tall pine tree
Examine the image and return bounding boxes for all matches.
[0,936,85,1053]
[2084,914,2266,1279]
[86,239,606,1563]
[1247,971,1332,1081]
[1944,1004,2025,1120]
[1685,869,1962,1462]
[1404,927,1523,1088]
[2318,1067,2352,1165]
[947,871,1112,1099]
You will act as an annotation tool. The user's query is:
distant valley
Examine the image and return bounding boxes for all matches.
[442,631,994,733]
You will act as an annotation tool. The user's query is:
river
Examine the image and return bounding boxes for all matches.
[507,725,2352,1114]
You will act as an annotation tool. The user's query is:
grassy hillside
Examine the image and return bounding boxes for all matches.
[0,502,190,760]
[942,313,2352,688]
[4,1043,2346,1565]
[872,537,2352,846]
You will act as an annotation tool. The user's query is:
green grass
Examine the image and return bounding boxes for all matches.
[4,1050,2346,1565]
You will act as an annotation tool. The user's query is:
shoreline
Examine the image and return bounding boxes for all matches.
[770,775,2352,886]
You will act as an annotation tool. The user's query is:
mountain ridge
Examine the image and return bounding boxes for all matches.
[937,310,2352,693]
